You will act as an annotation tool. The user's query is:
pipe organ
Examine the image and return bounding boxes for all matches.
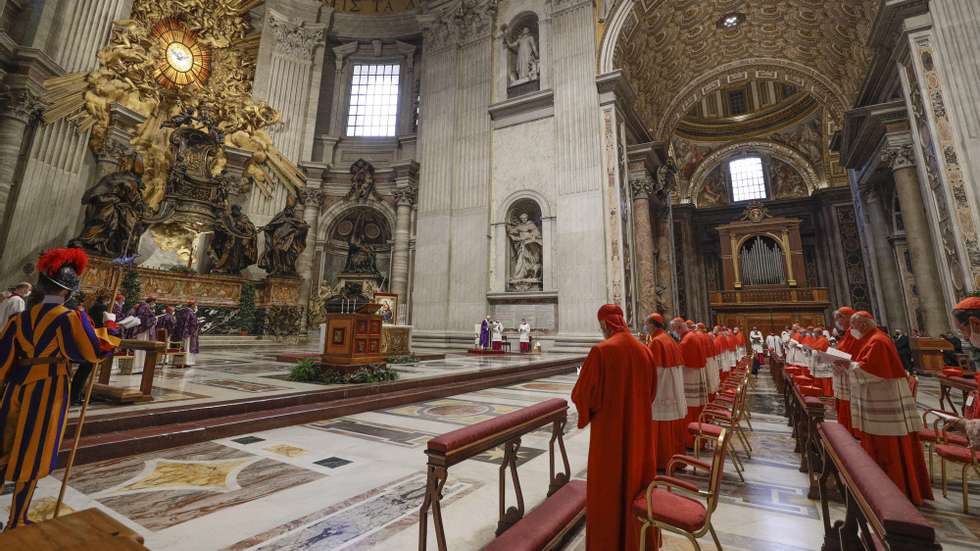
[739,236,786,286]
[709,203,829,334]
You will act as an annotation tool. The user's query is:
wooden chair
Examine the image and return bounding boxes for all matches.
[936,438,980,514]
[688,383,748,483]
[919,408,969,481]
[633,428,733,551]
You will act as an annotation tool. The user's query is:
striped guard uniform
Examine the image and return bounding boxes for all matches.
[0,302,103,528]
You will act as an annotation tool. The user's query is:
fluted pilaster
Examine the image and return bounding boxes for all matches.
[391,160,418,324]
[883,143,948,334]
[862,188,909,331]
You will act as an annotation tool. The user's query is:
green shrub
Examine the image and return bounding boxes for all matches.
[289,358,321,382]
[288,359,399,385]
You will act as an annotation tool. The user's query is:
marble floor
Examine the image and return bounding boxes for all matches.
[4,366,980,550]
[72,342,581,418]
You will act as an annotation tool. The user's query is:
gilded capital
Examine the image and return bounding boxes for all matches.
[393,184,418,207]
[881,143,916,171]
[268,14,325,57]
[629,174,653,200]
[1,89,44,124]
[300,187,324,209]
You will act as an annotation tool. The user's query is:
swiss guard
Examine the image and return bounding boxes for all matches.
[0,248,118,529]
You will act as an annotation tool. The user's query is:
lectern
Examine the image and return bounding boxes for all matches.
[322,304,385,370]
[910,336,953,373]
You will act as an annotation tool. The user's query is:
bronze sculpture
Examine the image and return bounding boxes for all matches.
[208,204,257,274]
[258,204,309,275]
[69,170,147,257]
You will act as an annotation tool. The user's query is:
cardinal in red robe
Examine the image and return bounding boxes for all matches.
[845,311,933,505]
[810,327,832,396]
[646,313,687,471]
[572,304,659,550]
[672,317,708,449]
[830,307,861,432]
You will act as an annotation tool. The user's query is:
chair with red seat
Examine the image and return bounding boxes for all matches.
[920,408,970,481]
[936,436,980,513]
[689,383,749,483]
[633,428,733,551]
[704,382,752,457]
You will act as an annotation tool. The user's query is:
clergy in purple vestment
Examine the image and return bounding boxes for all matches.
[126,297,158,367]
[126,297,158,339]
[480,316,491,350]
[157,306,177,340]
[112,293,125,320]
[175,301,201,358]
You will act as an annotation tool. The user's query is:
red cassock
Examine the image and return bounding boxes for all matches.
[850,329,933,505]
[679,331,708,448]
[810,335,833,396]
[648,331,687,471]
[833,330,859,432]
[572,331,659,551]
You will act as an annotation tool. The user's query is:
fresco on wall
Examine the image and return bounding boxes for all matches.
[770,158,808,199]
[697,166,728,207]
[769,109,824,176]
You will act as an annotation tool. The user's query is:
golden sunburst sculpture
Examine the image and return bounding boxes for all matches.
[153,18,212,89]
[41,0,302,211]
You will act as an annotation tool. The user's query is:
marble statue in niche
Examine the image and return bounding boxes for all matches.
[506,27,539,85]
[208,204,257,274]
[504,16,540,98]
[258,203,309,276]
[342,210,383,276]
[70,168,147,257]
[507,210,543,291]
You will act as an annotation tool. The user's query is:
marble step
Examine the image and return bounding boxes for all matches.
[58,357,582,467]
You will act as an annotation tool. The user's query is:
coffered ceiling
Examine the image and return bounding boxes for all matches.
[613,0,880,139]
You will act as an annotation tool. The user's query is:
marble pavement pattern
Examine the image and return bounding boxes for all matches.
[1,369,979,550]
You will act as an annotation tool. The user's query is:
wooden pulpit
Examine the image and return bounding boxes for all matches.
[910,336,953,373]
[94,339,165,403]
[322,305,385,369]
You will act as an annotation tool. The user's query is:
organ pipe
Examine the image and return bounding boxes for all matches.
[739,236,785,285]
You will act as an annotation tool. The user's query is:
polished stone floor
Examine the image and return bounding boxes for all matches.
[71,341,580,418]
[4,364,980,550]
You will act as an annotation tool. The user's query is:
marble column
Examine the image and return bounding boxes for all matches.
[629,173,656,317]
[0,90,40,224]
[297,178,324,327]
[391,161,418,325]
[885,144,949,335]
[653,203,675,316]
[862,188,909,331]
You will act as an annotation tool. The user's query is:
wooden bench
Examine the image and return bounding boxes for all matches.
[817,422,941,551]
[418,398,585,551]
[784,373,828,498]
[770,356,786,394]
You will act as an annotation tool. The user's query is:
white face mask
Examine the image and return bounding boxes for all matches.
[835,321,844,331]
[850,328,862,339]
